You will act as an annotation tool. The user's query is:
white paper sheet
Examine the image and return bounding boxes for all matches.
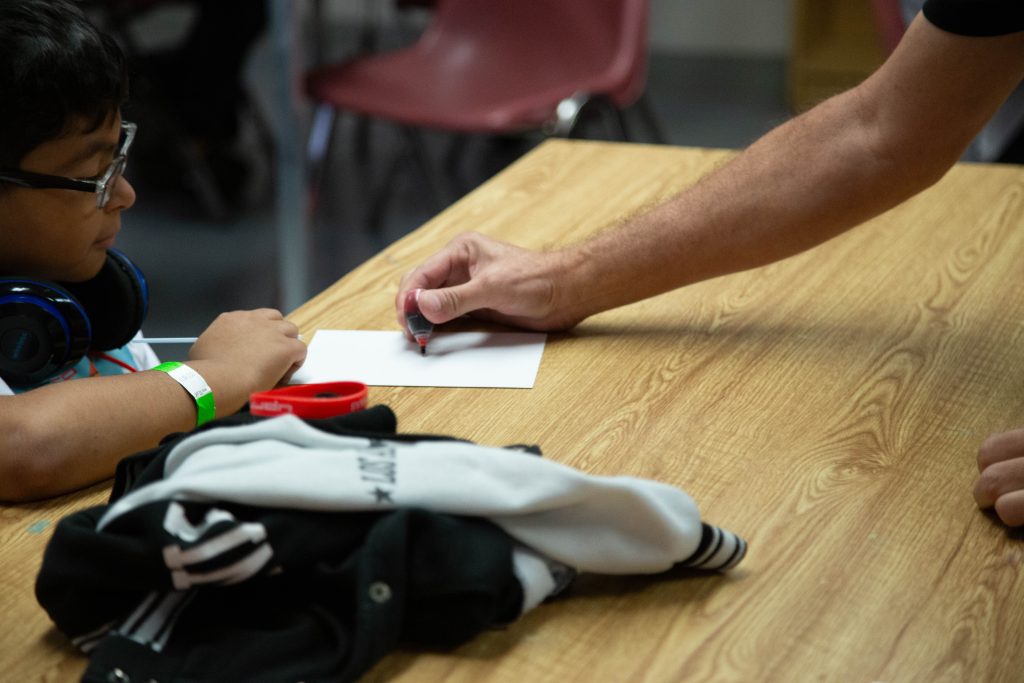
[289,330,547,388]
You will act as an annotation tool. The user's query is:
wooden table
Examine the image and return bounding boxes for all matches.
[5,140,1024,681]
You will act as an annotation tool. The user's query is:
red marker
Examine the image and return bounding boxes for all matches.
[403,288,434,355]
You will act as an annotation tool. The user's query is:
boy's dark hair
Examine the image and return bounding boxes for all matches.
[0,0,128,169]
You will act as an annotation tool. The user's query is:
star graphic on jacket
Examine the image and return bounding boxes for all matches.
[370,487,393,504]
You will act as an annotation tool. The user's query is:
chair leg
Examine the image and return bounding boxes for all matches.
[555,94,627,142]
[245,89,279,173]
[402,126,451,213]
[366,126,452,233]
[550,92,592,138]
[306,103,337,216]
[442,133,471,195]
[353,116,372,166]
[635,92,667,145]
[365,141,408,233]
[598,99,630,141]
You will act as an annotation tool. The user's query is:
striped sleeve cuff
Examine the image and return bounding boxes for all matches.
[676,523,747,571]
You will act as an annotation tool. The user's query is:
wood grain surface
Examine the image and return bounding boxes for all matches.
[4,140,1024,682]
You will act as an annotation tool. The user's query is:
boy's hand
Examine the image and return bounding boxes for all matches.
[188,309,307,412]
[974,427,1024,527]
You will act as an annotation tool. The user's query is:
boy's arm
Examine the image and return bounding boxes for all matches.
[0,309,306,502]
[1,371,210,500]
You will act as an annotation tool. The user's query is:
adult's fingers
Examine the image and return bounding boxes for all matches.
[394,243,475,329]
[417,281,491,325]
[978,427,1024,471]
[994,489,1024,527]
[974,456,1024,508]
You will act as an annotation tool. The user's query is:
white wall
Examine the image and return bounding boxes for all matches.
[650,0,791,57]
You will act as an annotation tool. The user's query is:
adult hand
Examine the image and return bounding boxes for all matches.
[395,232,584,334]
[974,427,1024,527]
[188,308,307,411]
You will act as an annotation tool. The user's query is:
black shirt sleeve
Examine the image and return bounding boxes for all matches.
[923,0,1024,36]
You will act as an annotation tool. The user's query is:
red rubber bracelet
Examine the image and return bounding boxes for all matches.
[249,381,369,419]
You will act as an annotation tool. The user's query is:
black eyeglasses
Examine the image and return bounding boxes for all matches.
[0,121,136,209]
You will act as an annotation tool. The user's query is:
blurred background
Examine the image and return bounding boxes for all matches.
[77,0,1020,361]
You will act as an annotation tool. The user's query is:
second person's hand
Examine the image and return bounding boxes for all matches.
[395,232,585,335]
[975,427,1024,527]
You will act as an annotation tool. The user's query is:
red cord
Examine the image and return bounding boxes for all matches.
[92,352,138,373]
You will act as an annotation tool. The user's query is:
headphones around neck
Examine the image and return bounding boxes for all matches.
[0,249,149,387]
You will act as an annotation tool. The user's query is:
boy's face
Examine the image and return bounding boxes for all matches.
[0,113,136,282]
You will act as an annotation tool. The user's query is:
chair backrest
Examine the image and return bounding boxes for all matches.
[421,0,650,108]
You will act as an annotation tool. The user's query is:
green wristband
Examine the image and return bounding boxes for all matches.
[153,361,216,427]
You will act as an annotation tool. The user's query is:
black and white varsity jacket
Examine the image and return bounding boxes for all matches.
[36,406,747,683]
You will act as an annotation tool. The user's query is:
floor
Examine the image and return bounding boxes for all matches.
[115,18,792,362]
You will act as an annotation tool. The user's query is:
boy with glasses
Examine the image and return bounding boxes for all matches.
[0,0,307,501]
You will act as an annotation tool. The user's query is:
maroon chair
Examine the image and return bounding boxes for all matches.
[305,0,661,227]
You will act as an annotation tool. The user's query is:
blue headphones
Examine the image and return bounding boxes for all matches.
[0,249,149,386]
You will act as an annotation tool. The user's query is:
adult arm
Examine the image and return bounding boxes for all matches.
[396,15,1024,331]
[0,309,306,502]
